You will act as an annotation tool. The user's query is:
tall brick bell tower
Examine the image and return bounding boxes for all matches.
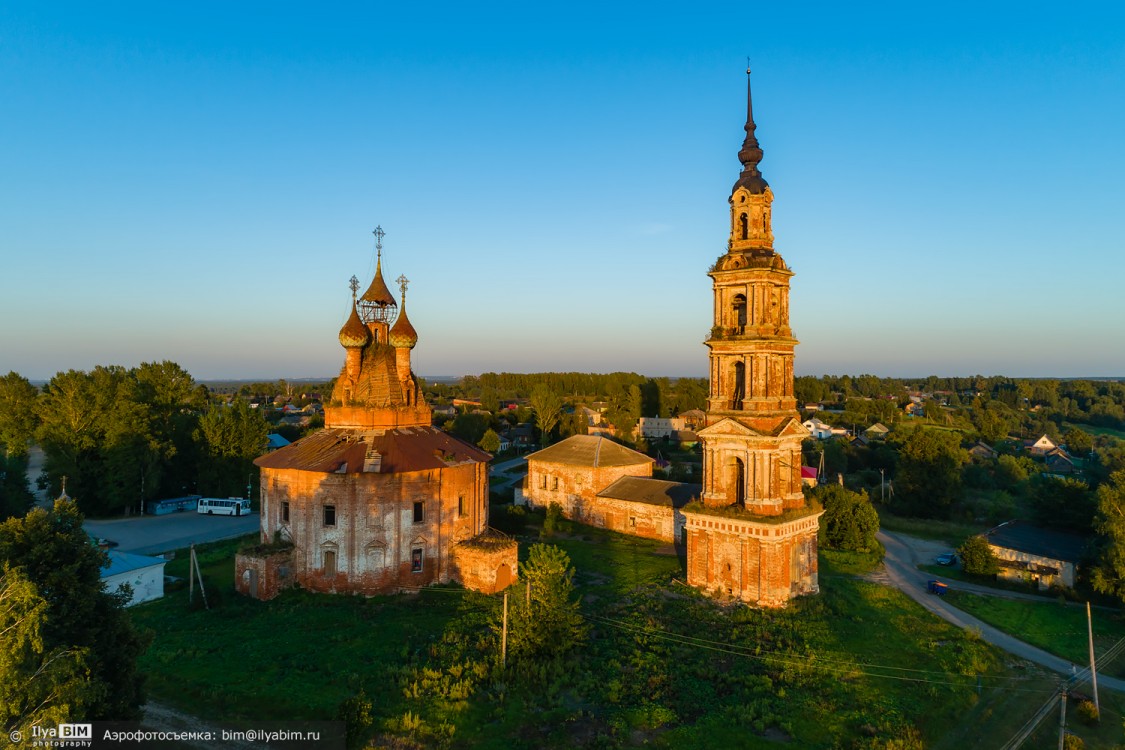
[682,70,823,607]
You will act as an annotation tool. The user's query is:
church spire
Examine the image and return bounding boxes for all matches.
[733,67,768,194]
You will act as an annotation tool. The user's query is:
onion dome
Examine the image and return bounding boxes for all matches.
[388,284,418,349]
[339,301,371,349]
[358,232,398,324]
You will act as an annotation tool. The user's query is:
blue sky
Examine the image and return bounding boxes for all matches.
[2,3,1123,381]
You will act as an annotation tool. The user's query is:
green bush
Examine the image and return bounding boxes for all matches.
[958,535,1000,576]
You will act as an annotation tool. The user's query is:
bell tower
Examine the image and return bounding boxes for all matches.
[683,69,822,607]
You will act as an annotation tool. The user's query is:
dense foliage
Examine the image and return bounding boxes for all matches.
[0,500,149,726]
[814,484,880,552]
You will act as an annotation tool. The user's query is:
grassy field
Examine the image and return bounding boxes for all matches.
[944,590,1125,678]
[1064,422,1125,442]
[129,521,1125,748]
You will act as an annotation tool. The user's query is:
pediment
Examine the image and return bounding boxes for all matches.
[697,418,762,438]
[777,417,810,438]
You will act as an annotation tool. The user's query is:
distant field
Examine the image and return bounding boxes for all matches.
[1065,422,1125,441]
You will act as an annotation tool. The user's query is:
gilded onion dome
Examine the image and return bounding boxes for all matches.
[388,294,418,349]
[339,301,371,349]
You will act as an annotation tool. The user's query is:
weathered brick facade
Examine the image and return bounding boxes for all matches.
[522,436,699,543]
[686,71,822,607]
[238,248,516,600]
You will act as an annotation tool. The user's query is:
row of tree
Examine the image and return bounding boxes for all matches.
[0,365,269,519]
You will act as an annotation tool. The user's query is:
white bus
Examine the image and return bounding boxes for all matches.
[197,497,252,516]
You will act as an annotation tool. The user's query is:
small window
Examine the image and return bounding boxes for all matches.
[411,547,423,573]
[552,477,559,491]
[457,496,464,517]
[630,516,636,527]
[281,501,290,523]
[324,550,337,576]
[413,502,424,524]
[539,475,547,489]
[323,505,336,526]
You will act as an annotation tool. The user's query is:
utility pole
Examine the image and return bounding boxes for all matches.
[1087,602,1100,718]
[880,469,885,503]
[500,591,508,668]
[1057,686,1067,750]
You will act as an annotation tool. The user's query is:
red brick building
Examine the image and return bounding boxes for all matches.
[519,435,699,543]
[682,71,822,607]
[236,237,516,600]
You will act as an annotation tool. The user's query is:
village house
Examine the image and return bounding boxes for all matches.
[969,441,999,461]
[1025,434,1058,456]
[638,415,686,439]
[983,520,1088,591]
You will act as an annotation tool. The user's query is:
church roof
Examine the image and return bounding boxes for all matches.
[255,425,489,474]
[360,256,396,306]
[526,435,651,468]
[597,477,700,508]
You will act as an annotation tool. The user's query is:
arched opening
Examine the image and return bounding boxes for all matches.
[727,456,746,506]
[732,361,746,408]
[731,294,747,329]
[495,563,512,591]
[739,212,749,240]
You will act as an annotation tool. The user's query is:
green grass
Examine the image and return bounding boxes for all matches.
[1064,422,1125,442]
[944,590,1125,678]
[129,525,1125,749]
[877,511,987,546]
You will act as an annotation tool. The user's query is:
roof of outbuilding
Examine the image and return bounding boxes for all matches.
[597,477,700,508]
[103,550,166,578]
[526,435,651,468]
[984,520,1089,563]
[255,426,490,474]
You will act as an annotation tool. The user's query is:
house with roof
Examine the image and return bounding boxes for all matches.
[1025,434,1058,457]
[983,520,1088,590]
[102,550,166,606]
[677,409,706,431]
[864,422,890,440]
[517,434,699,543]
[1044,448,1080,475]
[638,415,686,439]
[969,441,999,461]
[802,417,833,440]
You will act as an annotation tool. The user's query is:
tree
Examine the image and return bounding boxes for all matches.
[527,386,563,446]
[0,500,149,721]
[1028,476,1095,534]
[958,535,1000,576]
[478,428,501,454]
[1091,471,1125,603]
[0,372,39,456]
[815,484,879,552]
[1,565,91,737]
[0,452,36,521]
[889,427,967,518]
[196,399,269,498]
[500,544,587,666]
[1063,427,1094,457]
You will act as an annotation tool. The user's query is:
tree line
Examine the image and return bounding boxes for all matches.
[0,364,269,519]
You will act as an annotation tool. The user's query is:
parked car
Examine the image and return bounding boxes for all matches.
[935,552,956,566]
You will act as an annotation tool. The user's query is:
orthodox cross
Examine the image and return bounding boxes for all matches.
[396,274,409,298]
[373,225,385,259]
[348,275,359,300]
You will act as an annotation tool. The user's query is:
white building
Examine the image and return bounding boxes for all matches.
[102,550,166,606]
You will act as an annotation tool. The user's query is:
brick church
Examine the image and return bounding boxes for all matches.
[236,237,517,600]
[521,71,822,607]
[683,70,822,606]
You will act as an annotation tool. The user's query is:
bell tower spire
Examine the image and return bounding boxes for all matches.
[735,66,768,194]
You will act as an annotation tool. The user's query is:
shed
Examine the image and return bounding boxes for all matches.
[102,550,166,606]
[983,520,1089,591]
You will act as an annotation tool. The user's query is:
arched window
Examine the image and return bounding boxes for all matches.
[727,456,746,506]
[739,213,749,240]
[731,294,747,328]
[732,361,746,408]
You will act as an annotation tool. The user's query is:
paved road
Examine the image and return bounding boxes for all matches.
[489,456,528,496]
[876,530,1125,692]
[85,512,261,556]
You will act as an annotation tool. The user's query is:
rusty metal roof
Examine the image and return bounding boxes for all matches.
[255,426,490,474]
[526,435,651,468]
[597,477,700,508]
